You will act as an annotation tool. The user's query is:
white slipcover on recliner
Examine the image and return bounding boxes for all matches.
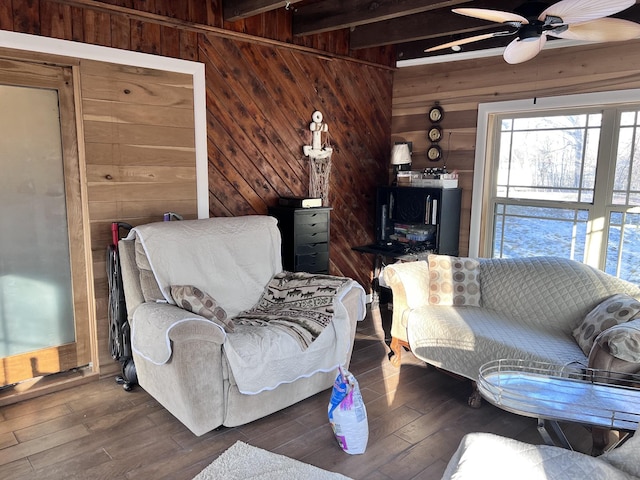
[118,215,366,435]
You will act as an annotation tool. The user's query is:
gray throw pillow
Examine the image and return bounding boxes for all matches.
[593,318,640,362]
[170,285,234,333]
[572,293,640,356]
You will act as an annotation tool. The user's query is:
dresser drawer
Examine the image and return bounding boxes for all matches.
[295,211,330,225]
[296,252,329,272]
[296,231,328,244]
[296,242,329,255]
[295,221,328,235]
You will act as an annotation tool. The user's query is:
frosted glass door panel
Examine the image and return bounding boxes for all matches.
[0,85,75,357]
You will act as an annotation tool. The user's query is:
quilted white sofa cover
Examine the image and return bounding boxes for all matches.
[442,431,640,480]
[383,256,640,382]
[118,215,366,436]
[385,257,640,454]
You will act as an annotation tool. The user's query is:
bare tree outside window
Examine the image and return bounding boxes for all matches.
[488,108,640,284]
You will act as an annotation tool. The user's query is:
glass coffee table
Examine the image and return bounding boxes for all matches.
[478,359,640,450]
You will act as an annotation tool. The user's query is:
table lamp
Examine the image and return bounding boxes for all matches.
[391,143,412,181]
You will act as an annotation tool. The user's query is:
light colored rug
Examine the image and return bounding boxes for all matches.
[193,440,352,480]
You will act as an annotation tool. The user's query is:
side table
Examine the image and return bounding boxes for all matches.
[478,359,640,451]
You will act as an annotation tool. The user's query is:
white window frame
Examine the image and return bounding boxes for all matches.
[470,89,640,264]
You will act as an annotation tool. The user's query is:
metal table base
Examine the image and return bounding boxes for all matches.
[478,359,640,450]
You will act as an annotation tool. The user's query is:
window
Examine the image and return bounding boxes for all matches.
[472,91,640,284]
[491,110,600,260]
[606,110,640,281]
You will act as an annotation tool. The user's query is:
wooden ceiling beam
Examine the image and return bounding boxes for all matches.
[350,10,491,49]
[224,0,303,22]
[348,0,524,49]
[292,0,470,36]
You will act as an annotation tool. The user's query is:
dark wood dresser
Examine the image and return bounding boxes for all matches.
[268,206,332,274]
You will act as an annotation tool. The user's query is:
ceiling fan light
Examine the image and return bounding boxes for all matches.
[503,35,547,64]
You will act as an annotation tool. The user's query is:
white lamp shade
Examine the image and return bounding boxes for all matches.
[391,143,411,165]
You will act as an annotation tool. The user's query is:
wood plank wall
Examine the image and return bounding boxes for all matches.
[200,34,393,283]
[392,40,640,256]
[80,60,198,376]
[1,0,394,378]
[81,60,197,227]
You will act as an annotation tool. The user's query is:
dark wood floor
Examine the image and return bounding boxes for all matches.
[1,304,597,480]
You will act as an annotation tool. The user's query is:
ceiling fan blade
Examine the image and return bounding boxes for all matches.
[551,18,640,42]
[503,35,547,64]
[453,8,528,25]
[540,0,635,25]
[425,32,512,52]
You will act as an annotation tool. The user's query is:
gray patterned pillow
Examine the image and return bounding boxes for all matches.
[572,293,640,356]
[170,285,234,333]
[427,254,481,307]
[593,318,640,362]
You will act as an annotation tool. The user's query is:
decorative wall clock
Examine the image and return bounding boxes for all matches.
[427,144,443,162]
[428,105,444,123]
[428,125,442,143]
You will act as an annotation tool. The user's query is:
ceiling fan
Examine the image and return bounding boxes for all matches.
[425,0,640,64]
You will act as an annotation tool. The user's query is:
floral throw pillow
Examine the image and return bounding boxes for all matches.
[170,285,234,333]
[572,293,640,356]
[427,254,481,307]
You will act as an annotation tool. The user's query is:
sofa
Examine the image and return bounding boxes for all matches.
[383,255,640,378]
[383,255,640,451]
[383,255,640,394]
[118,215,366,436]
[442,431,639,480]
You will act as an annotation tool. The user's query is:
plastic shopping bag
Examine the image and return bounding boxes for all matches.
[328,366,368,454]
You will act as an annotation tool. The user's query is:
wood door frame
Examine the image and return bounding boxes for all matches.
[0,31,207,400]
[0,59,95,385]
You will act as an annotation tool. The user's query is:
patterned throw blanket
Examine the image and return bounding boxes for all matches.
[232,271,352,350]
